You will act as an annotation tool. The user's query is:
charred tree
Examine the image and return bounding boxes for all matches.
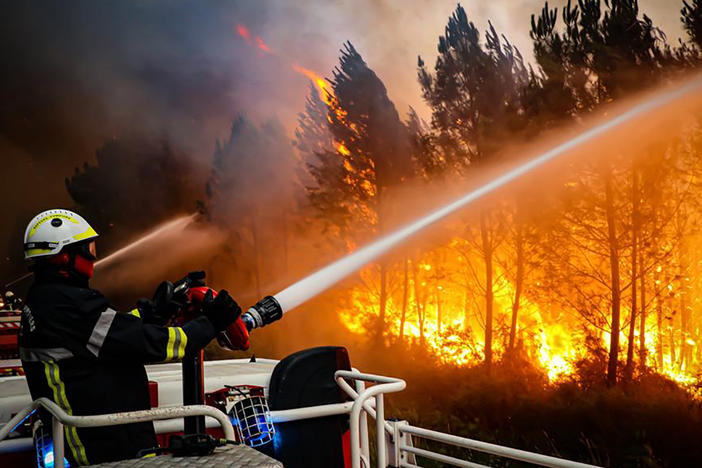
[399,257,409,341]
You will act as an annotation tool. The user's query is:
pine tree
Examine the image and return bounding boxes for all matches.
[66,136,196,250]
[419,5,530,367]
[304,42,414,336]
[206,116,296,298]
[529,0,675,386]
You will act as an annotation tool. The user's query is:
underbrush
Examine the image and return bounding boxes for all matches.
[353,341,702,467]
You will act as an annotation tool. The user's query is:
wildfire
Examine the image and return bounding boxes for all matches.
[338,246,701,387]
[339,258,581,381]
[255,36,272,54]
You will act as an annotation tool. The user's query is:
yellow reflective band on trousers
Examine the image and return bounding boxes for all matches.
[164,327,187,362]
[129,308,141,318]
[43,361,89,465]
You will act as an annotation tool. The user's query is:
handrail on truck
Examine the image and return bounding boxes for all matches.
[335,370,603,468]
[0,397,235,468]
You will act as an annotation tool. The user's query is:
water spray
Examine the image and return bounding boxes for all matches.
[241,74,702,331]
[96,214,197,268]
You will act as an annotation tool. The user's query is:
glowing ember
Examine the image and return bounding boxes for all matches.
[255,36,272,54]
[235,24,251,42]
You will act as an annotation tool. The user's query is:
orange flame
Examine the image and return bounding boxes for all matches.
[338,247,702,386]
[236,24,251,42]
[255,36,273,54]
[236,23,273,54]
[292,64,335,106]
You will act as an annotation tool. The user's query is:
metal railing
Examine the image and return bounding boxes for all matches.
[0,397,235,468]
[335,370,603,468]
[0,370,605,468]
[335,370,407,468]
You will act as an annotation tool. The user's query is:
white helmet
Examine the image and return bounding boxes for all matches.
[24,209,99,260]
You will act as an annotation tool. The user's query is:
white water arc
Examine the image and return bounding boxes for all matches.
[95,213,197,268]
[271,75,702,314]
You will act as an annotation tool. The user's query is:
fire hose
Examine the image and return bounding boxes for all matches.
[145,271,283,436]
[148,271,283,353]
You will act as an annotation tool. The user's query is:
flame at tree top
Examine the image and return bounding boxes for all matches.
[292,65,335,107]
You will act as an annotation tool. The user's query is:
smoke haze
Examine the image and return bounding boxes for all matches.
[0,0,684,285]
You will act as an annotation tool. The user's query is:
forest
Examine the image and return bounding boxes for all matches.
[57,1,702,466]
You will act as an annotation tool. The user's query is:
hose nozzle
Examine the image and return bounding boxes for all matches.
[241,296,283,331]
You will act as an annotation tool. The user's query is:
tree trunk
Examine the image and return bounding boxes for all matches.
[412,261,425,346]
[679,293,690,371]
[625,170,639,380]
[670,320,676,367]
[480,211,494,368]
[605,173,621,387]
[378,261,388,339]
[509,224,524,351]
[655,269,664,371]
[436,288,442,334]
[638,245,647,373]
[399,257,409,341]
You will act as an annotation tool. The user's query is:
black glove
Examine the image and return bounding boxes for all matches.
[175,271,206,289]
[202,289,241,332]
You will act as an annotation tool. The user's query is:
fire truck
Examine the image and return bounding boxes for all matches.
[0,291,600,468]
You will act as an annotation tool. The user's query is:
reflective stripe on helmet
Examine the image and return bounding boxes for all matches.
[73,226,98,241]
[27,214,79,239]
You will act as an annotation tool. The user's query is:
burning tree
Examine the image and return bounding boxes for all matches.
[301,42,414,338]
[528,0,681,386]
[418,5,531,367]
[315,0,702,388]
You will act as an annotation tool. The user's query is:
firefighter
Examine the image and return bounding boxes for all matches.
[19,209,241,465]
[4,291,21,311]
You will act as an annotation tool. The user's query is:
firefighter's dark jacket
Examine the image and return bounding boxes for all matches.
[19,272,218,465]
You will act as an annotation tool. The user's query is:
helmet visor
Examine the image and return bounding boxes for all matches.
[87,241,97,260]
[77,241,97,261]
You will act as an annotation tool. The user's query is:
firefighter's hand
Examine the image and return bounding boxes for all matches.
[202,289,241,332]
